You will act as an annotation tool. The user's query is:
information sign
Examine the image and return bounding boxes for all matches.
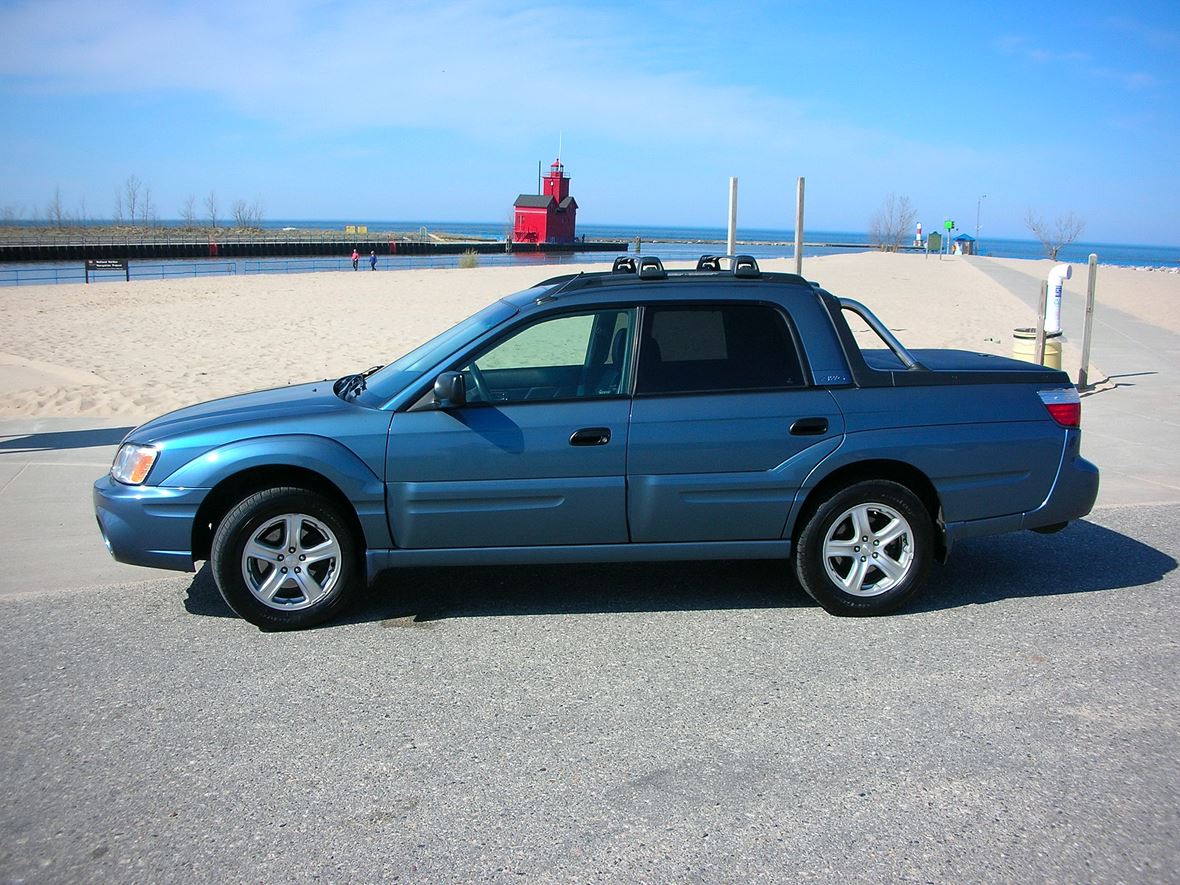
[84,259,129,283]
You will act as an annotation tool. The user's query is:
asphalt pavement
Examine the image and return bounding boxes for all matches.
[1,268,1178,881]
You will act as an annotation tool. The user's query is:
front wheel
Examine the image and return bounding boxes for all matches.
[794,480,933,616]
[210,487,361,629]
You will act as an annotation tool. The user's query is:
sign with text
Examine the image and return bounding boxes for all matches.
[85,259,129,283]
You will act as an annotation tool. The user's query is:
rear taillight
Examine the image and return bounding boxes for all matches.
[1038,387,1081,427]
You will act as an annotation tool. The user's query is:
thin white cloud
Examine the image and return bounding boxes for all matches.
[1026,48,1091,63]
[0,0,821,148]
[993,31,1160,92]
[1090,68,1159,90]
[1104,16,1180,50]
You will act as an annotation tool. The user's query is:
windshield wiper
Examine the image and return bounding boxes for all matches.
[335,365,385,401]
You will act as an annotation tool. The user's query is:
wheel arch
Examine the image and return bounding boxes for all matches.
[789,459,948,562]
[192,465,365,565]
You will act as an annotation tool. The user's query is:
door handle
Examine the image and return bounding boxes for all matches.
[569,427,611,446]
[790,417,829,436]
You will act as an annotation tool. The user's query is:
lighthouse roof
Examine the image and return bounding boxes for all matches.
[514,194,555,208]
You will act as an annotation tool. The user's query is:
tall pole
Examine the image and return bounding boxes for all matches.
[537,161,542,195]
[1034,280,1048,365]
[976,194,987,246]
[727,177,738,257]
[794,177,805,275]
[1079,253,1098,389]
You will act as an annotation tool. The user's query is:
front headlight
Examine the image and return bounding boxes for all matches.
[111,443,159,485]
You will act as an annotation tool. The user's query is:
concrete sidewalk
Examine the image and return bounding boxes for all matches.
[0,417,182,599]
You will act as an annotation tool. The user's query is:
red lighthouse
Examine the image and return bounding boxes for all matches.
[513,159,578,244]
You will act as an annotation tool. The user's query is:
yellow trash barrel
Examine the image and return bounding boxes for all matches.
[1013,327,1062,369]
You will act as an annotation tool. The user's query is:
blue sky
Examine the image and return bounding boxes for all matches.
[1,0,1177,244]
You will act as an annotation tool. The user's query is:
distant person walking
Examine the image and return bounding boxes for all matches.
[369,250,377,271]
[351,248,359,271]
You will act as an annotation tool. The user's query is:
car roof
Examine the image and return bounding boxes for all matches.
[501,255,821,310]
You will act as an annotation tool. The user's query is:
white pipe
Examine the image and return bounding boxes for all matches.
[727,177,738,258]
[1045,263,1072,334]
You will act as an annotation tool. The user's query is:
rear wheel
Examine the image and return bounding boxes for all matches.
[210,487,361,629]
[794,480,932,616]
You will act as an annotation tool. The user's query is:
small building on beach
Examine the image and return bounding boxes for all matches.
[513,159,578,244]
[953,233,977,255]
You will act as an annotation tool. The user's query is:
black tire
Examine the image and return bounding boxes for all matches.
[210,486,361,629]
[794,479,933,616]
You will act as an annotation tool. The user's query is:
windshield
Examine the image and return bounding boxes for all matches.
[356,299,518,404]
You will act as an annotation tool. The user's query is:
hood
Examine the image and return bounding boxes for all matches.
[129,380,352,444]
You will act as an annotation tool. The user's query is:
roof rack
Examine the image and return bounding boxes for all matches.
[637,256,666,280]
[732,255,760,277]
[693,254,761,277]
[538,253,785,294]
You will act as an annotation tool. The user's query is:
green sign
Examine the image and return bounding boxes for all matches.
[944,219,954,231]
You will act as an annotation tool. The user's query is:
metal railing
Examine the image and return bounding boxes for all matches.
[0,261,237,286]
[0,229,484,247]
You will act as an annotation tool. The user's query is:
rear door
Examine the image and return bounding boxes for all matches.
[626,302,844,542]
[386,308,635,548]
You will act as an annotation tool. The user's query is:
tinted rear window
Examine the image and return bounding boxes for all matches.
[636,304,804,394]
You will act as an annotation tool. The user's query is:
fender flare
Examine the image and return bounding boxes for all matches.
[160,434,383,495]
[161,434,390,549]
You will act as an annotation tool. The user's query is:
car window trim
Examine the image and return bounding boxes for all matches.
[400,303,640,411]
[633,299,812,397]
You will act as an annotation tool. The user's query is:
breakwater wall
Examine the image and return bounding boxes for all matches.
[0,238,627,263]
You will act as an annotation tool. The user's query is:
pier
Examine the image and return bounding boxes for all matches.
[0,234,627,263]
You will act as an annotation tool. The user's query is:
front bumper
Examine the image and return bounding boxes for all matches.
[93,474,210,572]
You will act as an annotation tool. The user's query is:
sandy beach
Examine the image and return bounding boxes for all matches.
[0,252,1175,420]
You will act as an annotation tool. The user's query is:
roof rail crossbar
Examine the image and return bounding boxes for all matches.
[612,256,637,274]
[732,254,760,278]
[696,255,723,271]
[637,256,667,280]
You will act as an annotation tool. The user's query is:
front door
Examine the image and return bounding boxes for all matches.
[386,308,635,549]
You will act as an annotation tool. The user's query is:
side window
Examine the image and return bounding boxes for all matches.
[460,309,635,404]
[636,304,804,395]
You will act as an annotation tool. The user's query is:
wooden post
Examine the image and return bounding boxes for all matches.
[1078,253,1098,389]
[727,177,738,258]
[1034,280,1048,365]
[794,176,805,276]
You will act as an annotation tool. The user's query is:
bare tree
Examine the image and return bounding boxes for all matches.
[123,175,142,225]
[113,190,124,224]
[205,190,218,229]
[180,194,197,227]
[1024,210,1086,260]
[1,204,25,223]
[868,193,919,251]
[46,186,66,228]
[76,195,88,227]
[141,183,158,228]
[231,197,265,229]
